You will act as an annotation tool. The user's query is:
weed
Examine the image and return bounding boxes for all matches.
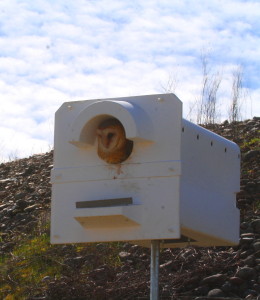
[0,233,62,299]
[241,136,260,151]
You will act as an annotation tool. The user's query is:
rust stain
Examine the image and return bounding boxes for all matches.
[116,164,123,175]
[107,163,124,179]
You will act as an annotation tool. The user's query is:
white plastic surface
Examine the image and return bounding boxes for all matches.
[179,119,240,247]
[51,93,240,248]
[51,94,182,245]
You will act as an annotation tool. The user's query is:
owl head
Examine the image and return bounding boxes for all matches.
[96,118,133,164]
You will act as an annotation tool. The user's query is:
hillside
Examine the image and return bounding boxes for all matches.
[0,118,259,300]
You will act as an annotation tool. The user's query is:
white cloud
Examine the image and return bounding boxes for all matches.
[0,0,259,161]
[0,124,51,160]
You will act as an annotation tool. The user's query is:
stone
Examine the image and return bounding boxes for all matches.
[0,204,8,211]
[16,199,28,209]
[251,219,260,234]
[229,276,244,285]
[24,204,39,212]
[241,222,250,230]
[200,274,227,286]
[235,267,256,280]
[253,242,260,251]
[244,289,258,298]
[42,276,51,282]
[253,283,260,293]
[37,188,46,195]
[160,260,174,270]
[207,288,225,297]
[240,237,254,245]
[0,178,16,183]
[14,192,27,200]
[243,255,255,267]
[194,285,210,296]
[241,233,255,238]
[0,191,7,197]
[118,251,131,260]
[244,150,259,161]
[2,242,15,251]
[240,249,254,258]
[63,256,85,268]
[221,281,232,293]
[255,250,260,258]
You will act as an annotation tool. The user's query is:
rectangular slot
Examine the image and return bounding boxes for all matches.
[163,235,196,244]
[76,197,133,208]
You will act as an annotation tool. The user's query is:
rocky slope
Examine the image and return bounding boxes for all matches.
[0,117,259,300]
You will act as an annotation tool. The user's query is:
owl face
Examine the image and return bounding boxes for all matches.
[96,120,125,152]
[96,118,133,164]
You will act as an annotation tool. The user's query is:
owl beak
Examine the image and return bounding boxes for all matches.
[96,129,110,148]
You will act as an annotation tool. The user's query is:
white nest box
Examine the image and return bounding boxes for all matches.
[51,94,240,248]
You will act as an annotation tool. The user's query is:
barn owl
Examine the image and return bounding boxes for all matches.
[96,118,133,164]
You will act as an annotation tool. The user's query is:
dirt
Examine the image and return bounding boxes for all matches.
[0,117,259,300]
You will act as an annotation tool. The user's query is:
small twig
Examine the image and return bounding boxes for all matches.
[7,274,18,285]
[207,249,212,259]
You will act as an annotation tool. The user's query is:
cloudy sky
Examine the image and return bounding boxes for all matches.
[0,0,259,161]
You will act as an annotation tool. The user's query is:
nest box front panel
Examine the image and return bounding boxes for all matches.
[51,94,182,244]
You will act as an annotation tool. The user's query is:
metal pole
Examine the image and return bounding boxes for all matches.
[150,240,160,300]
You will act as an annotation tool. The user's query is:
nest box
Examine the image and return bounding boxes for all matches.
[51,94,240,248]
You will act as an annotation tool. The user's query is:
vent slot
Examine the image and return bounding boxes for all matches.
[76,197,133,208]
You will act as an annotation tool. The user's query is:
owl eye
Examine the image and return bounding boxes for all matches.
[107,132,115,140]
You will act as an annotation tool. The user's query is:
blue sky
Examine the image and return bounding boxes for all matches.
[0,0,259,161]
